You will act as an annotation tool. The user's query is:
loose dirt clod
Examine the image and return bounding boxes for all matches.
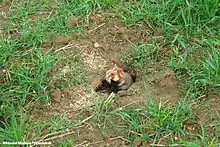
[121,33,129,41]
[159,68,176,88]
[67,16,80,28]
[118,26,127,34]
[157,68,179,104]
[94,42,100,48]
[51,88,62,103]
[133,137,142,147]
[141,141,149,147]
[90,13,105,24]
[110,27,117,34]
[54,36,72,44]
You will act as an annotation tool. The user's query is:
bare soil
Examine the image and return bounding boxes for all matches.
[27,13,183,145]
[1,4,219,146]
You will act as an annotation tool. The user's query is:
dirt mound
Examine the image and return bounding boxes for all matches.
[30,15,179,121]
[26,14,183,146]
[51,88,62,103]
[156,68,180,104]
[195,92,220,124]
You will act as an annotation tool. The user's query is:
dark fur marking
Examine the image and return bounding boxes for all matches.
[95,71,137,94]
[95,79,121,94]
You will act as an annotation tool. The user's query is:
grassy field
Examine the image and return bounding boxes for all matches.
[0,0,219,146]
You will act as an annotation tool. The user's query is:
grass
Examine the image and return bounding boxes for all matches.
[0,39,18,67]
[119,98,193,144]
[195,47,220,87]
[87,95,195,145]
[0,0,219,146]
[57,138,75,146]
[168,44,220,98]
[180,124,219,147]
[30,115,78,138]
[116,0,219,35]
[0,104,26,142]
[52,52,90,89]
[1,48,57,104]
[121,42,159,70]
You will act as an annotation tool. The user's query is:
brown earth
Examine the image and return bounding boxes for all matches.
[0,3,10,37]
[38,13,179,114]
[1,3,219,146]
[26,14,182,146]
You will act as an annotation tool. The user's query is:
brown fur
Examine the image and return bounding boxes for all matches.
[105,65,125,84]
[95,65,136,93]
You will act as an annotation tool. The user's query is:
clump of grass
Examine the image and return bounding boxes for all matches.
[180,124,220,147]
[169,46,220,97]
[116,0,219,36]
[83,95,193,145]
[121,43,158,69]
[27,114,83,143]
[1,0,97,106]
[87,95,193,145]
[34,115,76,134]
[7,0,119,36]
[0,104,26,142]
[1,48,57,104]
[168,44,190,71]
[62,0,118,15]
[88,93,115,129]
[168,40,220,98]
[148,98,193,134]
[0,39,18,67]
[116,108,149,141]
[194,48,220,88]
[1,0,219,145]
[18,20,49,47]
[57,138,75,146]
[48,0,120,34]
[114,97,193,145]
[52,52,90,89]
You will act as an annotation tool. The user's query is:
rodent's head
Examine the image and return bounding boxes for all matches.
[105,65,125,84]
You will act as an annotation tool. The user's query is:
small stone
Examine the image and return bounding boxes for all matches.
[133,137,142,147]
[60,66,70,76]
[174,136,178,140]
[94,42,100,48]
